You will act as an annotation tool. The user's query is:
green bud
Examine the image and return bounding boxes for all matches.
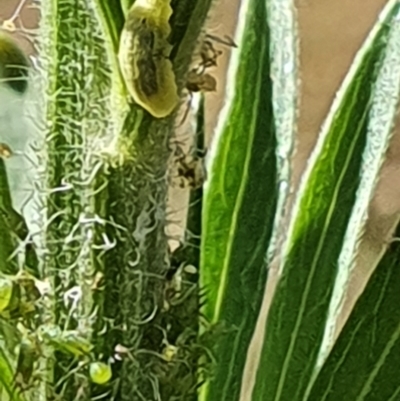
[89,362,112,384]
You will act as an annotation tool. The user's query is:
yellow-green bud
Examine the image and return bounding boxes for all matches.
[89,362,112,384]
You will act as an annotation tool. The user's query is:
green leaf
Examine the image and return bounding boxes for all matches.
[306,12,400,396]
[0,345,26,401]
[0,160,19,275]
[251,2,400,401]
[307,217,400,400]
[316,3,400,369]
[199,0,288,398]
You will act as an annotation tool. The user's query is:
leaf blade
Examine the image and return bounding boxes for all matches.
[199,0,286,399]
[251,2,400,400]
[307,218,400,401]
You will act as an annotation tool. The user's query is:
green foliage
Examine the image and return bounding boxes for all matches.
[2,0,400,400]
[252,0,400,398]
[199,0,278,399]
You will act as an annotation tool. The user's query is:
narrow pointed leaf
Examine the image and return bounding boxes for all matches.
[317,3,400,368]
[307,14,400,392]
[252,2,400,400]
[199,0,286,398]
[0,346,25,401]
[307,217,400,401]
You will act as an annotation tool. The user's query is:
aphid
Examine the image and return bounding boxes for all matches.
[118,0,179,118]
[204,34,237,56]
[179,34,236,124]
[183,40,219,104]
[174,146,206,190]
[196,38,222,73]
[186,70,217,94]
[176,155,206,190]
[187,33,237,90]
